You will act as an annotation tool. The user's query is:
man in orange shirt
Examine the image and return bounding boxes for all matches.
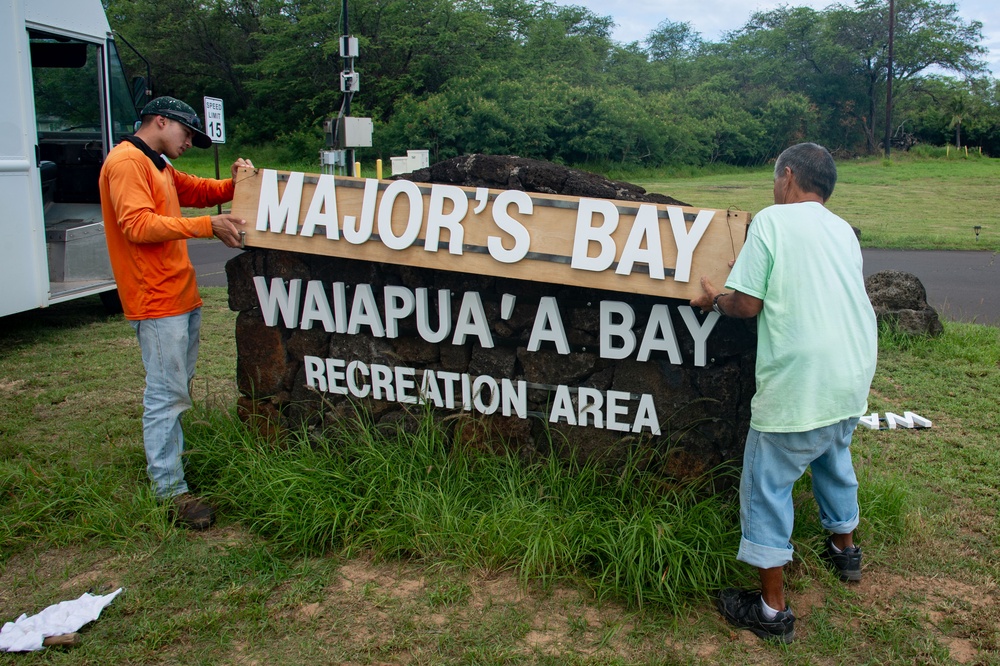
[99,96,253,529]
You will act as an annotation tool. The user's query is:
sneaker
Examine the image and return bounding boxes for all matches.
[717,588,795,644]
[170,493,215,530]
[822,537,862,582]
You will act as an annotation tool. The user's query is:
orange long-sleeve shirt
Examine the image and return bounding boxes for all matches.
[99,139,235,320]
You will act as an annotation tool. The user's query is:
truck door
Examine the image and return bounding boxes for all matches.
[0,3,49,318]
[31,31,117,304]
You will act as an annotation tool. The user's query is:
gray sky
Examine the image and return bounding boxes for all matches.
[553,0,999,77]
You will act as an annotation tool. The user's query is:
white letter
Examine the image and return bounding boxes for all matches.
[348,283,386,337]
[678,306,719,367]
[343,178,378,244]
[616,204,664,279]
[606,390,631,432]
[632,394,661,435]
[416,288,451,344]
[577,387,604,428]
[426,184,468,254]
[347,360,371,398]
[378,179,423,250]
[452,291,493,348]
[303,355,327,391]
[885,411,933,429]
[370,364,394,400]
[667,208,714,283]
[253,276,301,328]
[256,169,303,234]
[859,413,880,430]
[488,190,532,263]
[395,366,418,404]
[501,379,527,418]
[549,385,577,426]
[384,286,415,338]
[637,304,682,364]
[472,376,500,414]
[419,370,444,407]
[436,371,460,409]
[326,358,348,395]
[301,173,340,239]
[527,296,570,354]
[571,198,619,272]
[300,280,335,332]
[332,282,348,334]
[600,301,636,360]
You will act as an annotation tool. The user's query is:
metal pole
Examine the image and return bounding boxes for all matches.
[343,0,355,176]
[214,144,222,213]
[884,0,895,159]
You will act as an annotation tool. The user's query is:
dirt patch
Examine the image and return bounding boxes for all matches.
[857,570,1000,661]
[0,547,122,619]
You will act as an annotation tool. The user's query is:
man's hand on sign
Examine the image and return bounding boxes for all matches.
[231,157,254,181]
[211,214,246,248]
[690,276,721,314]
[690,275,763,319]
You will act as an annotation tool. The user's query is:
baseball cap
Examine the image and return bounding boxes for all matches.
[140,96,212,149]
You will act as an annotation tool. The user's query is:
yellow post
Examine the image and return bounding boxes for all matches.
[965,146,969,157]
[947,145,950,157]
[376,159,383,180]
[355,161,362,177]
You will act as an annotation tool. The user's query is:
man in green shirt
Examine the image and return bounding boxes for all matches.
[691,142,878,643]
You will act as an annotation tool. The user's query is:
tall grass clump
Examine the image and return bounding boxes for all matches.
[185,404,912,610]
[184,406,747,610]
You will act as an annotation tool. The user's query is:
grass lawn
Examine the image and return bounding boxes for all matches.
[1,288,998,664]
[624,155,1000,252]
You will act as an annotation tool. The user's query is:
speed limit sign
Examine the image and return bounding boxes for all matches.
[203,96,226,144]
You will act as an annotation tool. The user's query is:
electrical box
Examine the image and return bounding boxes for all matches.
[340,36,358,58]
[337,116,373,148]
[320,149,347,166]
[407,149,430,172]
[340,71,359,93]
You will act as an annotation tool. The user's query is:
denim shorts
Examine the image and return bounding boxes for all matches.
[736,417,861,569]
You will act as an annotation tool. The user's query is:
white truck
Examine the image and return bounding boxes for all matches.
[1,0,145,317]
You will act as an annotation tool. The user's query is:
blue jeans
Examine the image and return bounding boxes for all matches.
[737,418,861,569]
[130,309,201,499]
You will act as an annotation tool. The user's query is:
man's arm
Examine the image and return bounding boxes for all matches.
[176,158,255,248]
[106,158,214,243]
[690,277,763,319]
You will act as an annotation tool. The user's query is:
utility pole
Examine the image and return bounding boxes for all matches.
[342,0,354,175]
[884,0,895,159]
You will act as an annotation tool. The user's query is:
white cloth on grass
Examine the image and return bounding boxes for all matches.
[0,588,123,652]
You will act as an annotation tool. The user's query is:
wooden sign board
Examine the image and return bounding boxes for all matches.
[231,168,749,299]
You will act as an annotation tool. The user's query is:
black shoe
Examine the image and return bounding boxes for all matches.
[170,493,216,530]
[717,588,795,644]
[822,537,862,582]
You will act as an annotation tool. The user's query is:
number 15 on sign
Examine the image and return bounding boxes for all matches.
[204,96,226,143]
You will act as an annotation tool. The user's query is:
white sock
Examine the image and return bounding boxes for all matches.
[830,540,843,553]
[760,597,780,620]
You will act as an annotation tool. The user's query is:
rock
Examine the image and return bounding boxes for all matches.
[865,270,943,337]
[401,154,690,206]
[228,157,756,486]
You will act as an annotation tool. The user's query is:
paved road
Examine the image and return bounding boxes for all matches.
[189,239,1000,326]
[862,249,998,326]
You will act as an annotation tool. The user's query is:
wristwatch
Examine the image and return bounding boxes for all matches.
[712,293,728,316]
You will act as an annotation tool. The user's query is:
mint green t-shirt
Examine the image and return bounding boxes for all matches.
[726,201,877,432]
